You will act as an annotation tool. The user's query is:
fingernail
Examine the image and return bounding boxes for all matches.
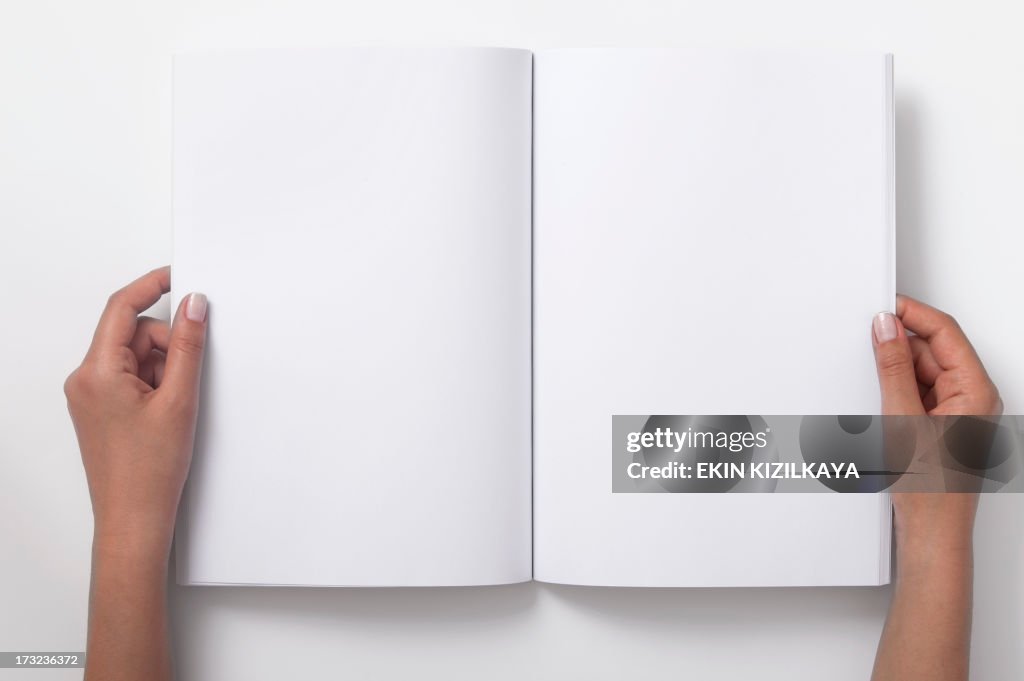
[186,292,208,322]
[873,311,898,343]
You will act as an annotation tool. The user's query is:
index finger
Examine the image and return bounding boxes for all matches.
[896,294,983,371]
[88,267,171,356]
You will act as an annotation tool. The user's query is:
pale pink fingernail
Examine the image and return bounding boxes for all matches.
[186,292,208,322]
[873,311,897,343]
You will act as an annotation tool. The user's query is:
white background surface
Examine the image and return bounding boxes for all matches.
[1,0,1022,679]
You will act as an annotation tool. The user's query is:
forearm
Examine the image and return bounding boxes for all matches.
[871,533,974,681]
[85,526,174,681]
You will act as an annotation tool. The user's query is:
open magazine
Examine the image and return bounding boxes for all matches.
[171,47,894,587]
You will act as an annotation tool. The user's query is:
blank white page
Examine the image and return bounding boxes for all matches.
[533,49,894,586]
[172,48,533,586]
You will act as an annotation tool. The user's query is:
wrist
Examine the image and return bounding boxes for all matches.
[93,515,175,567]
[895,532,973,583]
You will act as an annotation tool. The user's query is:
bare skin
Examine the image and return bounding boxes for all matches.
[66,272,999,680]
[64,267,207,681]
[870,295,1002,681]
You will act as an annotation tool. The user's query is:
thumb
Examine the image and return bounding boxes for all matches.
[872,311,925,416]
[161,292,208,404]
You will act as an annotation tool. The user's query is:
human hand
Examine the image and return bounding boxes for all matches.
[65,267,207,681]
[64,267,207,552]
[870,295,998,681]
[870,294,998,552]
[872,294,1002,418]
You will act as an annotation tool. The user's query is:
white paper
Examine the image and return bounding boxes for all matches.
[533,49,894,586]
[172,48,533,585]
